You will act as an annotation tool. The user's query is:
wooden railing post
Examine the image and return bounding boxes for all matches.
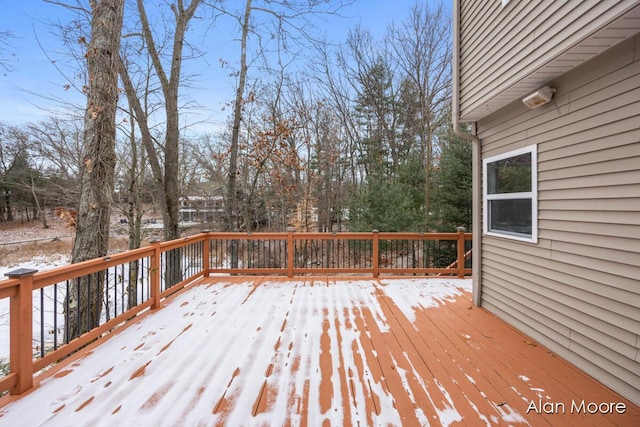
[372,230,380,278]
[6,268,37,395]
[287,227,295,278]
[202,230,210,277]
[150,240,161,309]
[456,227,466,278]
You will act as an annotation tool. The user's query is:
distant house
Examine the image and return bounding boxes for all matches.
[178,182,225,223]
[179,195,224,223]
[453,0,640,404]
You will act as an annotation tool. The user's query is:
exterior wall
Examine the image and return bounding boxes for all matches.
[459,0,637,120]
[477,35,640,404]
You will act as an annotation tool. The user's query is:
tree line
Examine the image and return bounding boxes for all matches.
[1,0,472,337]
[1,0,471,237]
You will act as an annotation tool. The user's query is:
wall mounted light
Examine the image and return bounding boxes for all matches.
[522,86,556,109]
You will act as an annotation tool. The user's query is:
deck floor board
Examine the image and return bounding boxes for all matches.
[0,277,638,426]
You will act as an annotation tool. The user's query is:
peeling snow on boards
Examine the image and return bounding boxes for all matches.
[0,278,476,426]
[3,277,632,426]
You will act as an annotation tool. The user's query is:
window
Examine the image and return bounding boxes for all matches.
[483,145,537,243]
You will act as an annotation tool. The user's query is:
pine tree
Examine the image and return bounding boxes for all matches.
[429,133,472,232]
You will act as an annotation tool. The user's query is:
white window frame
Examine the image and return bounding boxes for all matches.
[483,145,538,243]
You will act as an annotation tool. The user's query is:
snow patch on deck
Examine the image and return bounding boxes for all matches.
[0,278,533,427]
[378,278,471,322]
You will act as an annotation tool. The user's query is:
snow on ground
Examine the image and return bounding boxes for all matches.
[0,221,74,246]
[0,256,71,363]
[0,278,475,426]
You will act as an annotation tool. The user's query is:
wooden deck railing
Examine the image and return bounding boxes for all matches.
[0,230,471,397]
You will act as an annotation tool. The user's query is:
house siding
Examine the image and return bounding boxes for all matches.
[459,0,637,121]
[477,34,640,404]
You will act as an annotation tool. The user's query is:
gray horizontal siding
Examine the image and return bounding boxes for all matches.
[541,218,640,239]
[483,240,640,312]
[477,34,640,404]
[459,0,637,120]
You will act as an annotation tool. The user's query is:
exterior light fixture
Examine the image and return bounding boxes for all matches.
[522,86,556,109]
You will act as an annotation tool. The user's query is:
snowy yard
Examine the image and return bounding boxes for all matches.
[0,256,70,362]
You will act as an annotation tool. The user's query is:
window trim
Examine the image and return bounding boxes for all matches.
[482,145,538,243]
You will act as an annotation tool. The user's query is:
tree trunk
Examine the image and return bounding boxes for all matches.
[30,175,48,229]
[4,188,12,221]
[226,0,252,268]
[117,0,201,287]
[228,0,252,232]
[67,0,124,341]
[125,107,144,309]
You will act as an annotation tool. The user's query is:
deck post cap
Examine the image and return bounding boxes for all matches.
[5,268,38,278]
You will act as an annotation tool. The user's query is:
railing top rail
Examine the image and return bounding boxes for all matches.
[157,233,208,251]
[0,277,20,294]
[292,232,375,240]
[204,231,472,240]
[208,232,289,239]
[377,232,472,240]
[31,245,155,290]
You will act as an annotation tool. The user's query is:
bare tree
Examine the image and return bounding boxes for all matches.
[119,112,145,309]
[67,0,124,339]
[285,81,348,232]
[0,29,13,74]
[117,0,204,287]
[28,116,84,206]
[0,122,23,221]
[114,108,148,249]
[0,124,52,225]
[218,0,352,235]
[117,0,202,246]
[387,2,452,223]
[0,0,14,73]
[226,0,252,234]
[314,41,365,188]
[30,174,48,228]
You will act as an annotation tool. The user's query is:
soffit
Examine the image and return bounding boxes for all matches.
[461,4,640,122]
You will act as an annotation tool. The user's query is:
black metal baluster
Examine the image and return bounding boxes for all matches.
[120,263,125,314]
[40,287,44,358]
[161,252,165,292]
[53,283,58,350]
[106,267,112,321]
[403,239,407,269]
[106,268,111,320]
[65,279,70,344]
[141,257,146,302]
[77,276,82,338]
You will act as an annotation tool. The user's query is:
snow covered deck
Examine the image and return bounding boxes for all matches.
[0,277,638,426]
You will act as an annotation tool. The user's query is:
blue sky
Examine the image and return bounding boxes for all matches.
[0,1,450,130]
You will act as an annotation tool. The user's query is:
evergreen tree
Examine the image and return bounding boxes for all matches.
[429,133,472,232]
[349,157,425,232]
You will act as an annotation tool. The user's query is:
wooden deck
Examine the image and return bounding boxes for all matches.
[0,277,638,426]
